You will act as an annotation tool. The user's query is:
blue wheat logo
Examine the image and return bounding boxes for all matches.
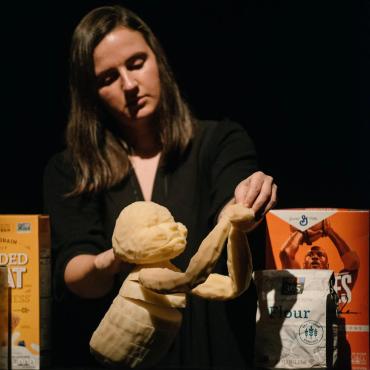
[298,320,323,345]
[305,325,318,339]
[299,215,308,226]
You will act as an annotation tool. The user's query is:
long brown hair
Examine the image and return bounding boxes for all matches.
[66,5,195,195]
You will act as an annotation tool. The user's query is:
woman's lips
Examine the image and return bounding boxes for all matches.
[127,96,146,108]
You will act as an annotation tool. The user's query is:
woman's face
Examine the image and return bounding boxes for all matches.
[93,27,161,126]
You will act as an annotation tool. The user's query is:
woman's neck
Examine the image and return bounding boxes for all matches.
[121,120,162,158]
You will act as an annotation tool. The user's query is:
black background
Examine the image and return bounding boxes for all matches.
[1,0,369,214]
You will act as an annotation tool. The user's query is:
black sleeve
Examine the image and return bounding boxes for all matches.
[43,152,108,301]
[204,120,259,221]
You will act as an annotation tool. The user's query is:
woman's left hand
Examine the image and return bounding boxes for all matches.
[234,171,278,219]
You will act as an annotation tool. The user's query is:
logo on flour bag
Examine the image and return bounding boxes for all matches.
[298,320,324,345]
[281,276,305,295]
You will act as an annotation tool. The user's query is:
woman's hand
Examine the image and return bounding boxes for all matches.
[234,171,277,219]
[94,248,129,276]
[65,249,131,299]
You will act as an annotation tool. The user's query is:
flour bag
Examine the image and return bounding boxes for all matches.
[254,269,338,369]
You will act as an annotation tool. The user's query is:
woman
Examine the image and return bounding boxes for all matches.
[43,5,277,368]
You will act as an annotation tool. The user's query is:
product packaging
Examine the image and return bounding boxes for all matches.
[0,215,51,369]
[254,269,338,369]
[266,209,369,370]
[0,266,10,369]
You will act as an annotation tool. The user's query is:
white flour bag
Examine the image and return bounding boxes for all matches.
[254,269,338,369]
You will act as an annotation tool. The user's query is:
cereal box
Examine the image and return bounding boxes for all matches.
[0,266,10,370]
[0,215,51,369]
[266,209,369,370]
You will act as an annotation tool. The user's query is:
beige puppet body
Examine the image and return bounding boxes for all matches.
[90,262,185,368]
[90,201,254,368]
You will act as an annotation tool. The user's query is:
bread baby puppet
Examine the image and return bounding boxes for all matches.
[90,201,254,368]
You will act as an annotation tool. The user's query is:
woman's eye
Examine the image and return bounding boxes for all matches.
[128,59,144,70]
[127,53,147,70]
[102,76,113,85]
[97,71,118,87]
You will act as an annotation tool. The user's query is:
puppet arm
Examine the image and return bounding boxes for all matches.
[139,204,254,294]
[191,223,253,300]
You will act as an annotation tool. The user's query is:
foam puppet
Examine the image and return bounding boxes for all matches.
[90,201,254,368]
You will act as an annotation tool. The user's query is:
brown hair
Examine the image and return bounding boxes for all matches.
[66,5,195,195]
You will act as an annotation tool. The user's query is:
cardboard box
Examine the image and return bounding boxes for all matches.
[0,215,51,369]
[266,209,369,370]
[0,266,10,370]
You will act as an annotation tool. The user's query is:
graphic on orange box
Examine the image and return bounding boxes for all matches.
[266,209,369,370]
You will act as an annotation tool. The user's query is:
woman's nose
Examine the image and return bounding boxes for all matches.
[119,68,137,91]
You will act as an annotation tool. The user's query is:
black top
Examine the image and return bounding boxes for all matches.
[43,120,259,369]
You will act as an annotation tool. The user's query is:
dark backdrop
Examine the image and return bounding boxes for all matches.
[1,0,369,214]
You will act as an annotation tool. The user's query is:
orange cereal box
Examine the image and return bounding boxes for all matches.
[0,215,51,369]
[266,209,369,370]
